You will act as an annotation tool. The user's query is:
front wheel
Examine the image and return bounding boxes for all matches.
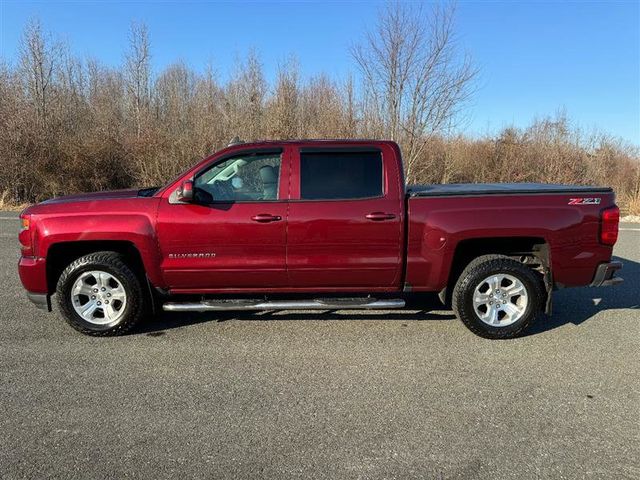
[452,254,545,339]
[56,251,146,336]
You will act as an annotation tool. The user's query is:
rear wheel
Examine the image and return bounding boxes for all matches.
[56,251,146,336]
[452,254,544,339]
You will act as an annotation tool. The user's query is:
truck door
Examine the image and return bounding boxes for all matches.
[156,147,290,291]
[286,146,404,289]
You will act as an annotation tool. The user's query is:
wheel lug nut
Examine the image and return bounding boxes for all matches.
[107,293,111,297]
[105,300,109,304]
[101,287,106,291]
[97,301,102,305]
[91,295,96,299]
[93,288,98,293]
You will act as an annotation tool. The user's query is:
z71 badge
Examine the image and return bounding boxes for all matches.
[568,198,601,205]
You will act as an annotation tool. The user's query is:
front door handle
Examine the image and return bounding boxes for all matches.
[251,213,282,223]
[365,212,396,221]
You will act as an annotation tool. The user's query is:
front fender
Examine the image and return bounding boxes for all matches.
[34,213,165,288]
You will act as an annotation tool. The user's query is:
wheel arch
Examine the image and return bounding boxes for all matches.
[441,236,552,311]
[46,241,146,294]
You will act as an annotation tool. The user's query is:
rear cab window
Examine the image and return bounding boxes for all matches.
[299,150,383,200]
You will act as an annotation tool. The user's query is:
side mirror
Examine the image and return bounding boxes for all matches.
[176,180,194,202]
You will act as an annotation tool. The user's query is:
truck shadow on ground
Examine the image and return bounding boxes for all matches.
[525,255,639,335]
[138,255,638,337]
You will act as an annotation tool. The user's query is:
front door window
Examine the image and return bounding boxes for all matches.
[194,152,281,203]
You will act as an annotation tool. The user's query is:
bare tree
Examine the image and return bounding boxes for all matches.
[300,74,344,137]
[155,61,195,126]
[193,62,225,153]
[267,57,300,139]
[225,50,266,140]
[341,75,358,137]
[124,22,151,137]
[19,18,61,128]
[351,2,476,182]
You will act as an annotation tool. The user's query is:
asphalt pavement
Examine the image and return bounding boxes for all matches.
[0,212,638,479]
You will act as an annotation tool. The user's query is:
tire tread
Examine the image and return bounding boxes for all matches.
[56,251,145,336]
[452,254,544,339]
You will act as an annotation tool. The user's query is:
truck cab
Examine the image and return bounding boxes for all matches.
[157,141,405,292]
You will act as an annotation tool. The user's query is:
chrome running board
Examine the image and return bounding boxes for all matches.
[162,297,405,312]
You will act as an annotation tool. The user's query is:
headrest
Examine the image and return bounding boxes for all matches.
[259,165,278,184]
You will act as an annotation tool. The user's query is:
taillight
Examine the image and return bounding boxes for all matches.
[600,206,620,246]
[18,214,33,256]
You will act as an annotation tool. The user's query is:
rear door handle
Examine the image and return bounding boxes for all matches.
[365,212,396,221]
[251,213,282,223]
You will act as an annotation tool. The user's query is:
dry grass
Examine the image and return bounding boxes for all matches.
[624,192,640,216]
[1,17,638,211]
[0,191,28,211]
[0,190,26,211]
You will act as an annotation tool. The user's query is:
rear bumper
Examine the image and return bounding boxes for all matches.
[26,292,51,311]
[590,261,623,287]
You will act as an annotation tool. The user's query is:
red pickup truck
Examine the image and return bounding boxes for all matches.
[18,140,622,338]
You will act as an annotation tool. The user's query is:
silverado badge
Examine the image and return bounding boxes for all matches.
[168,253,216,259]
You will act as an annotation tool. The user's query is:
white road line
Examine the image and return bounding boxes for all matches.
[0,217,18,220]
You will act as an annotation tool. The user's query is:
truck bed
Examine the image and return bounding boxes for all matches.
[407,183,613,197]
[403,184,617,292]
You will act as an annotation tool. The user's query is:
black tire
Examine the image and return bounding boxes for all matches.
[56,251,146,336]
[452,254,545,339]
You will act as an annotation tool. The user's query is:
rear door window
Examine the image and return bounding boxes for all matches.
[299,150,383,200]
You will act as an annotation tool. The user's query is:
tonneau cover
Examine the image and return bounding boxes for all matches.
[407,183,613,197]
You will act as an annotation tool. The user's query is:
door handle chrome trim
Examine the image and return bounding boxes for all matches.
[251,214,282,223]
[365,212,396,221]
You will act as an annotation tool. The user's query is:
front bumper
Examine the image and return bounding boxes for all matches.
[18,256,48,292]
[590,261,623,287]
[19,256,52,311]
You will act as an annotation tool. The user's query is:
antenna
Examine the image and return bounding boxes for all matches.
[227,136,244,147]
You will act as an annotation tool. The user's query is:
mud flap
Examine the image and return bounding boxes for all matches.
[544,268,553,315]
[438,287,447,306]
